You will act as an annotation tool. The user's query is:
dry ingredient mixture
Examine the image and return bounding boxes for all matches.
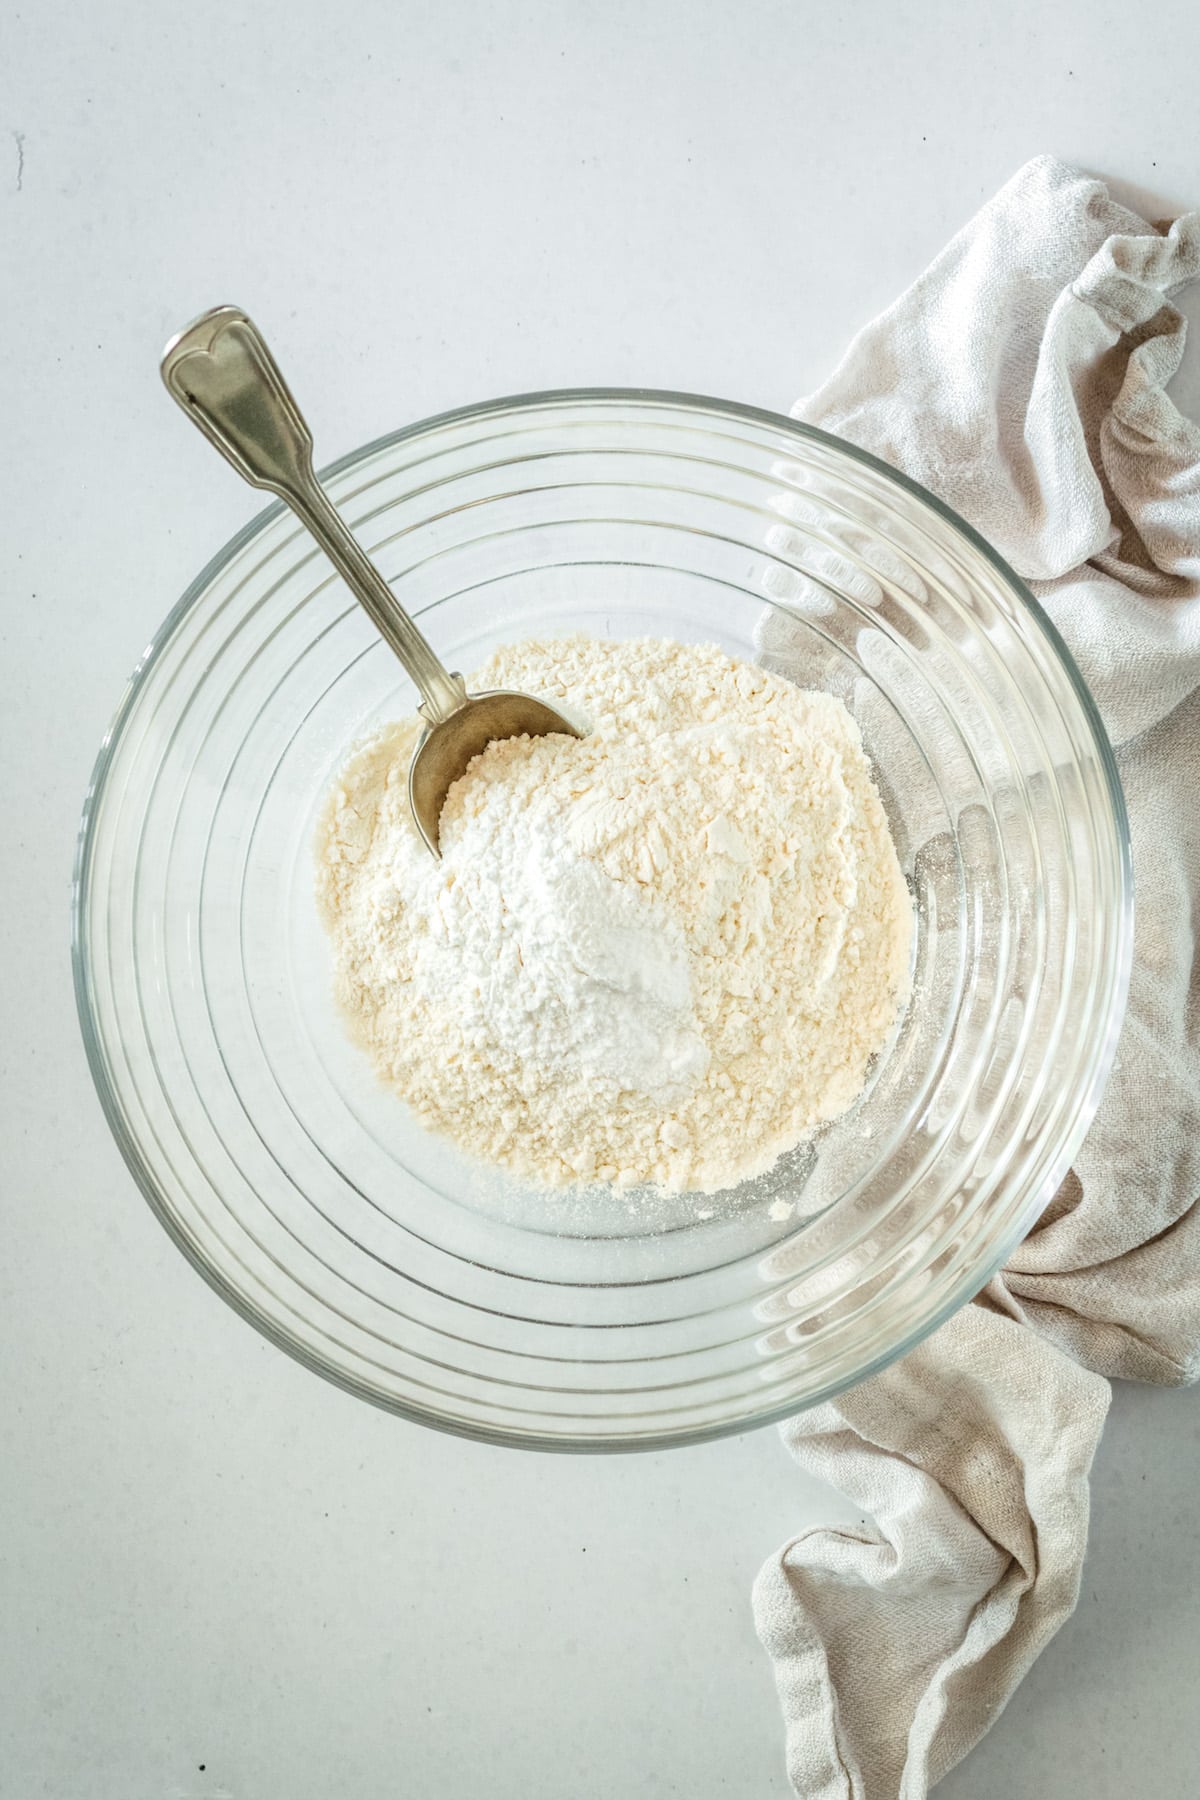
[316,636,912,1196]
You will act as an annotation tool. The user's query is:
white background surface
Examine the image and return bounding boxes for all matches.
[2,4,1198,1796]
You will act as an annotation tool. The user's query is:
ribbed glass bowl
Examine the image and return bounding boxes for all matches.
[73,391,1131,1449]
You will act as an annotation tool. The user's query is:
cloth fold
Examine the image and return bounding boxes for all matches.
[754,156,1200,1798]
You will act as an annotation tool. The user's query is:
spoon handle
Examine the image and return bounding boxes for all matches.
[161,306,468,725]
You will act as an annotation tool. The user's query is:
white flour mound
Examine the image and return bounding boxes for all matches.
[316,636,912,1196]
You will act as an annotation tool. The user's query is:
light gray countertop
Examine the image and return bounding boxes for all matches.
[3,4,1198,1794]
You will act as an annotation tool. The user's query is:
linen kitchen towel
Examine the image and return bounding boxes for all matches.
[754,155,1200,1800]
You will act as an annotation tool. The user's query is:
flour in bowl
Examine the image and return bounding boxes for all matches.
[316,636,912,1196]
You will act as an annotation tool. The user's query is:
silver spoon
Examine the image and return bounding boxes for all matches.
[161,305,581,855]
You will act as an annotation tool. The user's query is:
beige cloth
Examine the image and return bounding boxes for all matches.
[753,157,1200,1798]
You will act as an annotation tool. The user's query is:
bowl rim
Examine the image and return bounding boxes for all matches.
[71,386,1133,1450]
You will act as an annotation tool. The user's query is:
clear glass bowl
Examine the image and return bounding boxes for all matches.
[73,391,1131,1449]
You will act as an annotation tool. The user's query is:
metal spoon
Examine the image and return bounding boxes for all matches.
[160,305,581,855]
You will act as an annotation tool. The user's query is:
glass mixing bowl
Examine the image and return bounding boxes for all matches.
[73,391,1131,1449]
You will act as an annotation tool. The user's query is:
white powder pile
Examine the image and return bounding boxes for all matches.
[316,636,912,1196]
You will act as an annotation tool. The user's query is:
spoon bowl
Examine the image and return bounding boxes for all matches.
[409,688,580,854]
